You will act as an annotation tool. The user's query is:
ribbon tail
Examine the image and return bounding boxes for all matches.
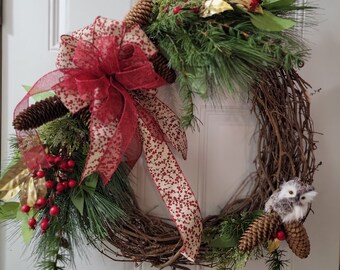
[81,116,117,183]
[138,118,202,261]
[81,89,138,185]
[97,89,139,184]
[137,92,187,159]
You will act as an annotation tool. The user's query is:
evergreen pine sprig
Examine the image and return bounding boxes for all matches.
[265,249,289,270]
[204,211,264,270]
[147,0,314,126]
[38,114,90,155]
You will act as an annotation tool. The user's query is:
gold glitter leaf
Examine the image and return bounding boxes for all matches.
[202,0,233,17]
[35,178,47,199]
[0,160,29,191]
[0,186,22,201]
[20,178,38,207]
[267,238,281,253]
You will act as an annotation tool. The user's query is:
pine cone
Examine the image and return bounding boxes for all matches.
[124,0,154,28]
[239,212,281,252]
[150,53,176,84]
[13,96,69,130]
[284,221,310,259]
[124,0,176,84]
[72,106,91,128]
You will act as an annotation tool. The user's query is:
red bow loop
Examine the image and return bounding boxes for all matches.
[94,36,121,75]
[73,39,103,77]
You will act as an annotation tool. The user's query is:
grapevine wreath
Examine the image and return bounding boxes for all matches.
[0,0,321,269]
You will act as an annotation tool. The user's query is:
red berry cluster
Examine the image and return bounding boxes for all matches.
[173,5,200,14]
[45,154,78,194]
[249,0,262,11]
[21,199,60,232]
[162,0,200,15]
[21,154,78,233]
[47,154,76,172]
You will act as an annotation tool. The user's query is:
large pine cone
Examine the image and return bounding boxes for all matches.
[125,0,176,84]
[13,96,68,130]
[239,212,281,252]
[124,0,154,28]
[284,221,310,259]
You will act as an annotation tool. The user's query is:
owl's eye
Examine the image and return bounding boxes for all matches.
[301,196,306,200]
[289,190,294,195]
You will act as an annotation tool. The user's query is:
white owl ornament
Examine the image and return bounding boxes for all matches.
[265,178,317,223]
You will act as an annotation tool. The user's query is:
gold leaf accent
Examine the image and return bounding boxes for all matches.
[202,0,233,17]
[267,238,281,253]
[0,160,30,191]
[20,181,29,206]
[35,178,47,199]
[26,178,38,207]
[0,185,22,200]
[20,178,38,207]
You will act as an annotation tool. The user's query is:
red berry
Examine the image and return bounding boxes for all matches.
[62,181,69,190]
[46,154,56,164]
[49,205,60,216]
[68,179,77,188]
[59,161,69,171]
[192,7,200,13]
[56,183,64,192]
[40,219,49,231]
[67,160,75,168]
[184,0,188,2]
[21,204,31,213]
[35,197,48,209]
[173,6,182,14]
[36,170,46,178]
[42,217,49,222]
[28,218,37,229]
[54,156,62,164]
[45,180,54,189]
[276,230,286,241]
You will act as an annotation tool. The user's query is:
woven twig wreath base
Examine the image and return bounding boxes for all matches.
[88,69,319,269]
[12,0,320,269]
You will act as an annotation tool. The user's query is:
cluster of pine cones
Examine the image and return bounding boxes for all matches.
[238,212,310,259]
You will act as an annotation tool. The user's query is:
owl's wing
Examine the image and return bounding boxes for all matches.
[264,192,278,213]
[273,198,294,220]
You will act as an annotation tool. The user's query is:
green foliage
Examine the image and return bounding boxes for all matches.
[16,207,34,244]
[77,171,129,240]
[70,190,85,215]
[205,247,260,270]
[0,202,20,220]
[147,0,314,126]
[266,249,289,270]
[204,210,263,247]
[249,11,295,31]
[38,114,90,155]
[204,211,264,269]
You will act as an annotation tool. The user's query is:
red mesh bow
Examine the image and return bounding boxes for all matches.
[14,16,202,261]
[54,36,167,184]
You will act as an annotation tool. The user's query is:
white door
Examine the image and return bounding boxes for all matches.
[1,0,339,270]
